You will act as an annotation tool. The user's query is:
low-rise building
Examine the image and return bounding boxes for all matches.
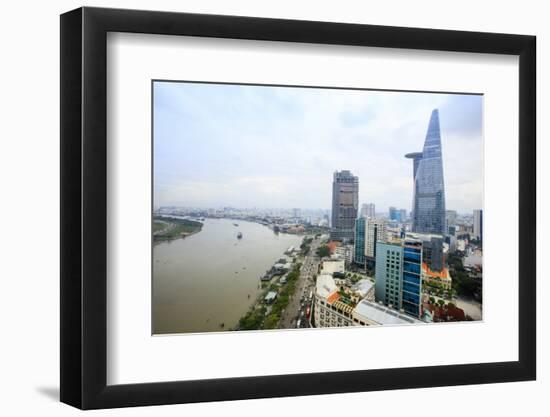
[314,274,354,328]
[314,274,421,328]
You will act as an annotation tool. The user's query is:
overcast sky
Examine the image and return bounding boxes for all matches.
[153,81,482,214]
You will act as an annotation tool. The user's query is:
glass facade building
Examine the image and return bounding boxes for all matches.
[331,170,359,241]
[374,238,423,318]
[401,239,423,317]
[407,109,446,235]
[354,217,366,266]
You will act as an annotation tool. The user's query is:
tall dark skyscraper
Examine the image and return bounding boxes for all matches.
[331,170,359,241]
[407,109,446,235]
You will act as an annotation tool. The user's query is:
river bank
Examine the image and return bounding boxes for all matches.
[153,216,203,243]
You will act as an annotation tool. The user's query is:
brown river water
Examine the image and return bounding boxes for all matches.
[153,218,302,334]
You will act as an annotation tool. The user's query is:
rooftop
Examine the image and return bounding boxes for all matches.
[321,259,345,275]
[352,279,375,296]
[316,274,338,299]
[354,299,424,326]
[422,263,451,279]
[264,291,278,302]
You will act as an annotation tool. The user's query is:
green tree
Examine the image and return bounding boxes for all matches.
[316,245,330,258]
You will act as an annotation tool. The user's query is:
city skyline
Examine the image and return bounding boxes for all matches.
[154,82,483,212]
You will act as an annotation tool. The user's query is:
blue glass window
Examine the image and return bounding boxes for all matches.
[403,262,420,274]
[403,272,421,285]
[402,281,420,294]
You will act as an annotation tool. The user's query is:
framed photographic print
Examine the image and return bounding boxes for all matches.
[60,6,536,409]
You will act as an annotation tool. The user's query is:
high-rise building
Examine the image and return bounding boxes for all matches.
[360,203,375,218]
[354,217,366,266]
[399,209,407,222]
[375,238,423,318]
[331,170,359,241]
[365,218,388,259]
[292,208,301,219]
[473,209,483,244]
[389,207,398,221]
[406,109,446,235]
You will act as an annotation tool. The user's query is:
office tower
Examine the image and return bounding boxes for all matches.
[406,109,446,234]
[399,209,407,222]
[389,206,398,221]
[374,238,423,318]
[473,209,483,244]
[292,208,301,219]
[331,170,359,241]
[354,217,366,266]
[360,203,376,219]
[365,218,388,259]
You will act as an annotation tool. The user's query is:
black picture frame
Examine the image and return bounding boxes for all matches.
[60,6,536,410]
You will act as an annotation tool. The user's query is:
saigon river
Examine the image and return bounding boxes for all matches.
[153,218,303,334]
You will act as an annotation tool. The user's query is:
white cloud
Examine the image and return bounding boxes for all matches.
[154,82,483,213]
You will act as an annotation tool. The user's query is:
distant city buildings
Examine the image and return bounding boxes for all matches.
[361,203,376,219]
[331,170,359,241]
[446,210,457,233]
[407,109,446,235]
[389,206,397,221]
[389,207,407,222]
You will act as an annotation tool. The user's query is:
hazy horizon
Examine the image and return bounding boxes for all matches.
[154,82,483,213]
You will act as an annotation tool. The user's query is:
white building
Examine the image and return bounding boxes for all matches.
[334,244,353,264]
[365,218,388,258]
[320,259,345,275]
